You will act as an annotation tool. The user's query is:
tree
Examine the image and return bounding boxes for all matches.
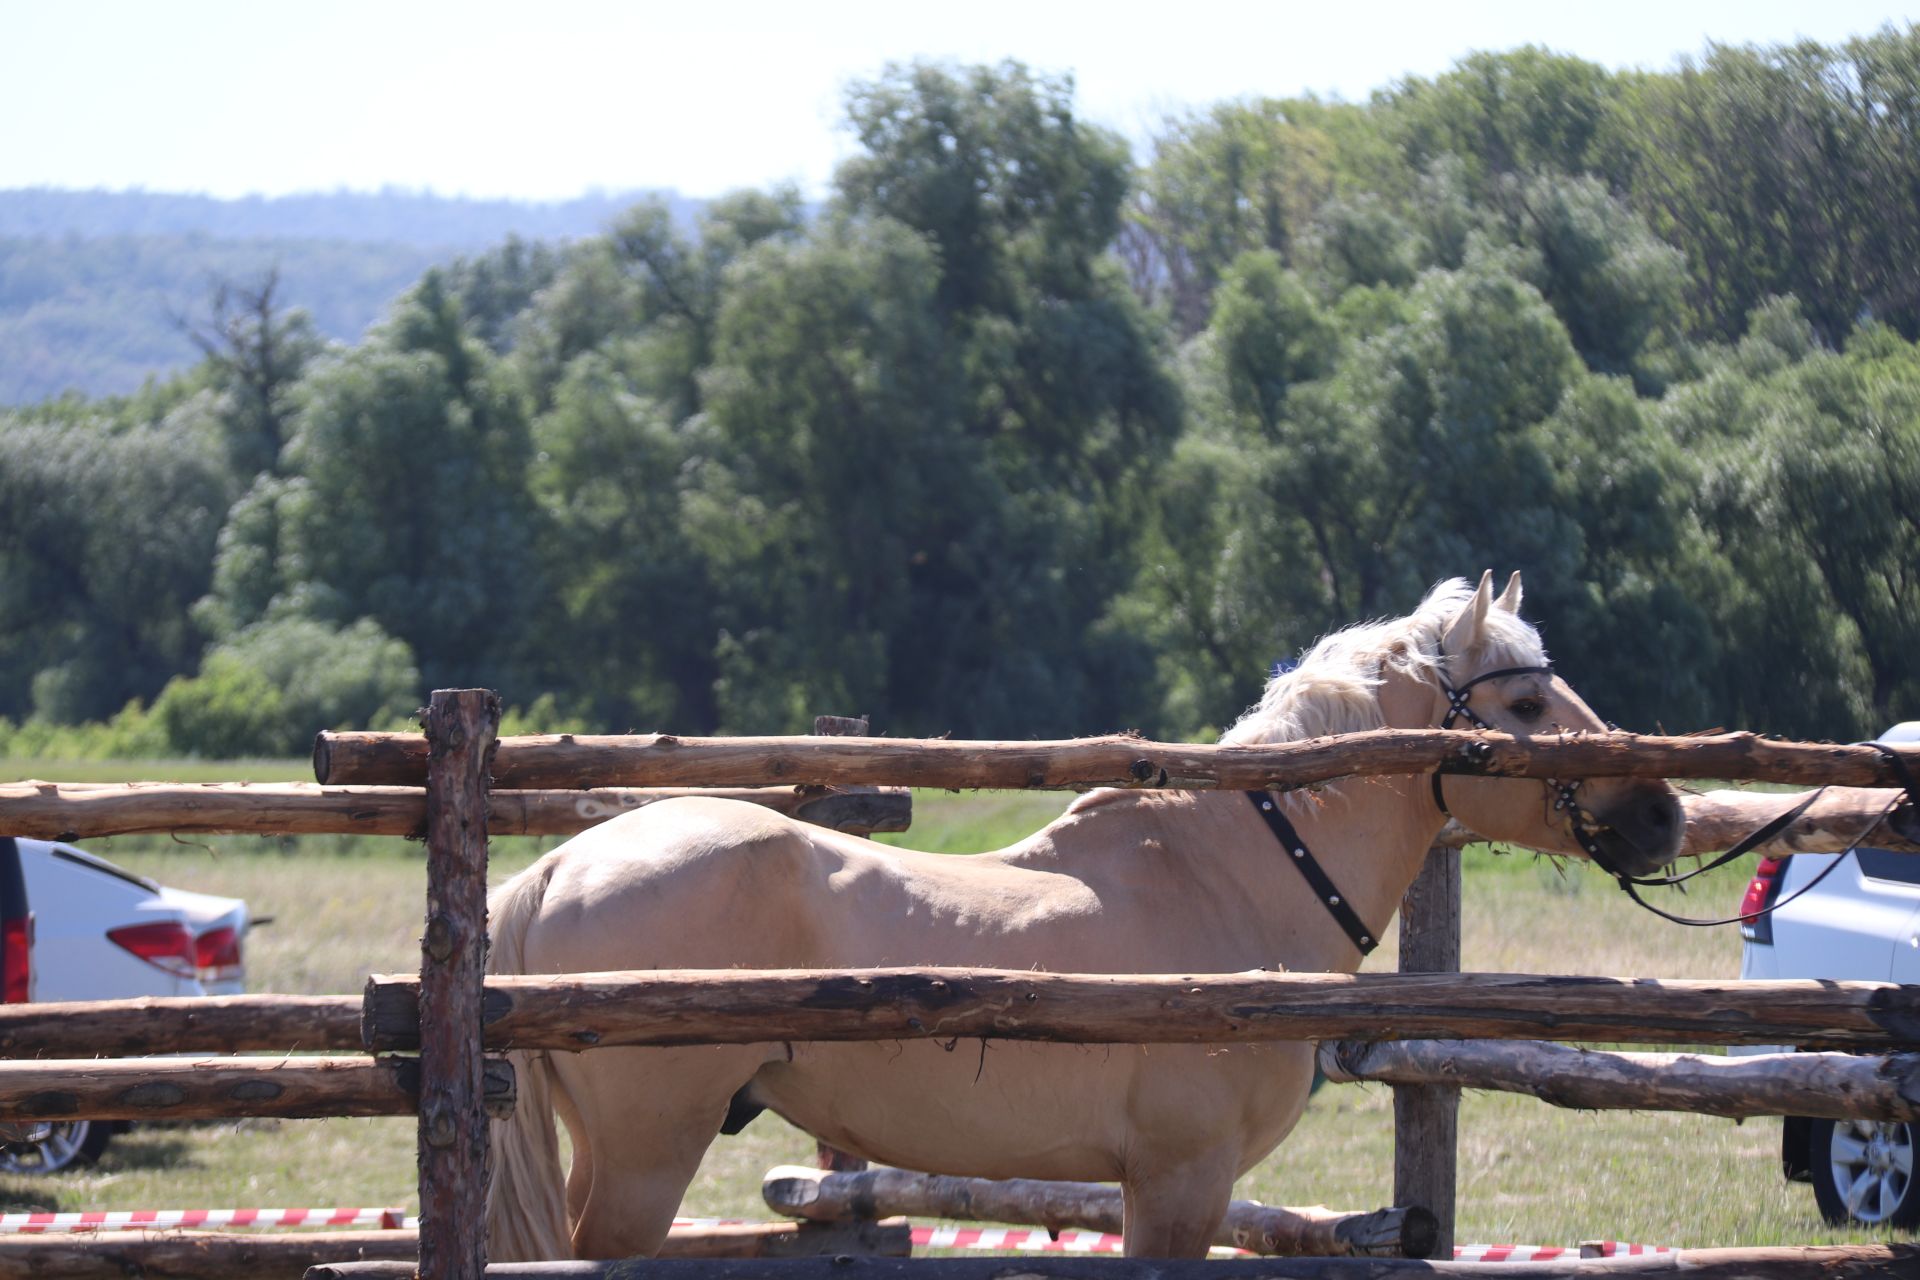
[0,409,230,721]
[265,272,545,692]
[1126,99,1347,333]
[1382,48,1621,190]
[527,352,717,730]
[180,269,324,478]
[1683,322,1920,735]
[1612,32,1920,344]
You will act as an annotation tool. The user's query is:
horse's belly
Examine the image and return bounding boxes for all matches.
[751,1038,1312,1182]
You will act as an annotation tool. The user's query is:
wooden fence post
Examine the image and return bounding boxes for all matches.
[812,713,874,1175]
[1393,843,1460,1257]
[418,690,500,1280]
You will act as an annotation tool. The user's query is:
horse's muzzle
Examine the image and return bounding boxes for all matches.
[1589,785,1685,879]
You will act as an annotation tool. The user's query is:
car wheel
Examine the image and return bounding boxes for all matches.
[0,1119,112,1174]
[1810,1117,1920,1229]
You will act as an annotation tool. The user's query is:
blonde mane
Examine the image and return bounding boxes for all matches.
[1220,578,1548,746]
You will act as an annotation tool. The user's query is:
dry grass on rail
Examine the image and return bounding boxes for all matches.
[0,781,1902,1250]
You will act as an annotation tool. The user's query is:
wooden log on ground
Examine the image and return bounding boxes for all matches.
[1438,787,1920,857]
[361,968,1920,1053]
[304,1242,1920,1279]
[1319,1040,1920,1122]
[0,1229,416,1279]
[0,994,363,1058]
[417,689,497,1280]
[760,1165,1435,1259]
[312,727,1920,793]
[1391,845,1459,1258]
[0,782,909,841]
[0,1056,512,1121]
[0,1220,907,1280]
[661,1220,910,1259]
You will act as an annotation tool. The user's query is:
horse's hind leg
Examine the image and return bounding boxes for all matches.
[551,1045,773,1259]
[1120,1150,1238,1258]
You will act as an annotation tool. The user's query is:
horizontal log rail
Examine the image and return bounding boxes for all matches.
[1442,786,1920,857]
[761,1165,1435,1259]
[1318,1040,1920,1121]
[0,1220,910,1279]
[311,727,1920,793]
[0,1056,513,1122]
[0,1230,417,1280]
[307,1243,1920,1279]
[0,993,362,1057]
[361,968,1920,1053]
[0,782,909,841]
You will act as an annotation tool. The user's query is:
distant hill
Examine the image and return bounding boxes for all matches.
[0,187,694,404]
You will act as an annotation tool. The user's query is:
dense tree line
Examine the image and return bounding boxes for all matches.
[3,34,1917,758]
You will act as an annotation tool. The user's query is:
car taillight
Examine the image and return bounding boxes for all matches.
[2,914,28,1003]
[194,925,242,979]
[1739,855,1789,944]
[106,922,199,979]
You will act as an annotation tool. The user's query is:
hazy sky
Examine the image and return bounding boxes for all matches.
[4,0,1914,202]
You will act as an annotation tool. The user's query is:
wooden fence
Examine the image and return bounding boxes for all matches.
[2,699,1918,1280]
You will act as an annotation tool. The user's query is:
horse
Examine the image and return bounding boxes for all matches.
[485,572,1685,1260]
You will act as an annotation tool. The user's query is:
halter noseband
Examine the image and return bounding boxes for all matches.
[1429,652,1612,866]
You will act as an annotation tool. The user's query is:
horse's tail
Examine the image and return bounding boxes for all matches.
[485,855,572,1262]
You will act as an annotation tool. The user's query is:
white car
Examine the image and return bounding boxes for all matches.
[0,835,251,1173]
[1738,721,1920,1229]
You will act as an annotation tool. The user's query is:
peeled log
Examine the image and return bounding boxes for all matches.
[760,1165,1436,1259]
[0,1056,512,1122]
[1438,787,1919,857]
[0,1220,907,1279]
[0,782,908,841]
[0,1230,415,1279]
[312,727,1920,792]
[0,994,362,1058]
[1318,1040,1920,1122]
[360,968,1920,1053]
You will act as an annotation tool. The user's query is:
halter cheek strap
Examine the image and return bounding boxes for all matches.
[1428,656,1614,866]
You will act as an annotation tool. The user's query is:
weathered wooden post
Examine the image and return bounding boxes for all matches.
[418,690,500,1280]
[1393,843,1460,1257]
[812,713,874,1175]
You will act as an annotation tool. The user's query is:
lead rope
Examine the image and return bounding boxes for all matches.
[1430,650,1920,930]
[1612,742,1920,929]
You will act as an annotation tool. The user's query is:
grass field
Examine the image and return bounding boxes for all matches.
[0,770,1902,1250]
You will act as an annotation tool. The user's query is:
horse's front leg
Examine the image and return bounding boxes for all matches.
[1119,1148,1237,1258]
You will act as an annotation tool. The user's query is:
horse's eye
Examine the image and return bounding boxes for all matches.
[1510,698,1546,721]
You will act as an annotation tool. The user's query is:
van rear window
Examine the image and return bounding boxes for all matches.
[1856,848,1920,886]
[48,846,159,893]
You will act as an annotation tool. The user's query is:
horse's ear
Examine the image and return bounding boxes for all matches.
[1443,571,1495,653]
[1495,571,1523,614]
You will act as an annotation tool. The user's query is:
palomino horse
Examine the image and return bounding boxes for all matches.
[486,573,1684,1260]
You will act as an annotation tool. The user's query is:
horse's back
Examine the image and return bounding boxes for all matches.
[516,796,836,975]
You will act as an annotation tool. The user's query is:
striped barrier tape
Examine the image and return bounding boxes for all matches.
[0,1208,404,1233]
[0,1207,1678,1262]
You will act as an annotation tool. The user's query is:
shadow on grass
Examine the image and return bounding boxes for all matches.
[95,1132,197,1173]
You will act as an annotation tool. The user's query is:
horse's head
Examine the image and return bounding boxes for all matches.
[1408,571,1684,879]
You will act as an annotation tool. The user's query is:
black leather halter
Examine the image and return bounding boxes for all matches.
[1428,653,1612,864]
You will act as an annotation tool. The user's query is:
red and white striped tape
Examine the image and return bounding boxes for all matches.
[1453,1243,1675,1263]
[0,1208,1677,1262]
[1455,1245,1573,1262]
[0,1208,404,1234]
[1582,1242,1677,1259]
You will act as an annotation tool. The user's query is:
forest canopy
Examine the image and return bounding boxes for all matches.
[3,32,1917,757]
